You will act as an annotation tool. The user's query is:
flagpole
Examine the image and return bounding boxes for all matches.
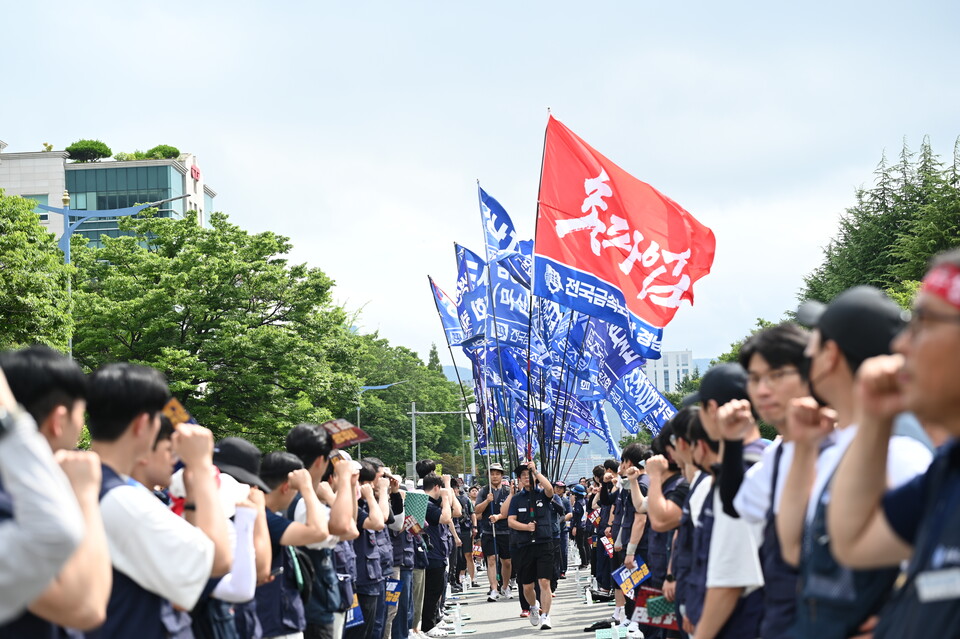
[427,275,480,448]
[527,114,552,467]
[477,185,520,468]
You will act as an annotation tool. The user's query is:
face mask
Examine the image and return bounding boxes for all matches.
[799,355,830,407]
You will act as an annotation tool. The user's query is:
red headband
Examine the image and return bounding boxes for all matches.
[921,264,960,309]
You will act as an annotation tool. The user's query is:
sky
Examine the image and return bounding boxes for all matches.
[3,1,958,369]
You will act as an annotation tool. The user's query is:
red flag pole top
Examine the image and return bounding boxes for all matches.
[535,116,716,330]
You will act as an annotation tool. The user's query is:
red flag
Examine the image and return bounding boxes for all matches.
[535,116,715,329]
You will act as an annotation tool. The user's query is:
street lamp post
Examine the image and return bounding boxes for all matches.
[38,192,191,358]
[356,381,407,458]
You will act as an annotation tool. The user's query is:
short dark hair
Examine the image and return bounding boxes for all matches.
[668,406,700,444]
[260,451,304,490]
[621,443,648,467]
[416,459,436,479]
[154,415,175,450]
[362,457,385,470]
[422,473,443,491]
[87,363,170,442]
[603,459,619,473]
[358,459,378,483]
[0,345,87,427]
[739,323,809,371]
[592,465,604,480]
[653,421,680,471]
[285,423,333,470]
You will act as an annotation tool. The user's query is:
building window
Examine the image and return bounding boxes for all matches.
[663,372,670,392]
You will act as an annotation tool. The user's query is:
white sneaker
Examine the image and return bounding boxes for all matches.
[487,588,500,602]
[426,627,449,638]
[540,614,552,630]
[625,622,644,639]
[505,585,515,599]
[441,615,454,624]
[437,621,455,631]
[529,601,541,626]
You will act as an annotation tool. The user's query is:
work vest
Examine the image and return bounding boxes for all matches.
[391,527,415,569]
[478,485,510,535]
[255,514,306,637]
[425,497,451,568]
[84,465,194,639]
[646,473,685,587]
[354,520,385,595]
[685,480,716,627]
[875,442,960,637]
[190,596,238,639]
[760,444,799,639]
[333,540,357,613]
[510,489,556,546]
[686,481,763,637]
[795,466,899,639]
[673,472,707,620]
[284,495,340,624]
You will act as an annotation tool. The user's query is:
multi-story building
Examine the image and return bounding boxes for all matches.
[645,349,694,394]
[0,140,216,248]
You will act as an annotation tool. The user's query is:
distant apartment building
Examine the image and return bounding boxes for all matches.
[645,350,694,394]
[0,140,216,248]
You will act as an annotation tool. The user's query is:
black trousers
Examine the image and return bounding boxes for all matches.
[421,566,446,632]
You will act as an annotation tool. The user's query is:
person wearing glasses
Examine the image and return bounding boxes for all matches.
[713,324,810,639]
[828,249,960,637]
[777,286,933,639]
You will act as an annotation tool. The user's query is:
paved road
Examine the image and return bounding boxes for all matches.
[446,566,618,639]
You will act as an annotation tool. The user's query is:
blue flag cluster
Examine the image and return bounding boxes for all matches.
[428,184,677,467]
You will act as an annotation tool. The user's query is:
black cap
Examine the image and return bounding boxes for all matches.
[699,363,749,406]
[681,391,701,408]
[213,437,271,492]
[797,286,905,372]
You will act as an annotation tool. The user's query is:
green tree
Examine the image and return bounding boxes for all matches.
[352,334,467,471]
[427,343,443,372]
[65,139,111,162]
[71,210,362,451]
[663,366,702,411]
[619,429,653,449]
[0,190,72,350]
[146,144,180,159]
[801,137,960,304]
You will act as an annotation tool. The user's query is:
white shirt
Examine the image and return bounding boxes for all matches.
[706,487,765,592]
[805,425,933,524]
[0,414,84,623]
[100,478,215,610]
[295,498,340,549]
[689,471,712,527]
[733,438,795,524]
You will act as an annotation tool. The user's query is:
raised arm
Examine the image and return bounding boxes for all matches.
[645,456,683,532]
[829,355,913,568]
[776,398,834,567]
[279,469,329,546]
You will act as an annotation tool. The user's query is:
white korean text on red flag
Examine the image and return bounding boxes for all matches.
[534,116,716,359]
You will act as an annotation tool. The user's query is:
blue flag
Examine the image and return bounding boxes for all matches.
[487,260,530,349]
[455,243,486,303]
[478,186,519,260]
[428,276,464,346]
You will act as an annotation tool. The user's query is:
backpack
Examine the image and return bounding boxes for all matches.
[287,546,317,606]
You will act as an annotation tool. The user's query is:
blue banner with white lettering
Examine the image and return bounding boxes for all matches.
[479,186,519,260]
[534,259,665,360]
[428,276,464,346]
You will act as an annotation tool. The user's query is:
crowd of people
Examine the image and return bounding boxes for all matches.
[1,248,960,639]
